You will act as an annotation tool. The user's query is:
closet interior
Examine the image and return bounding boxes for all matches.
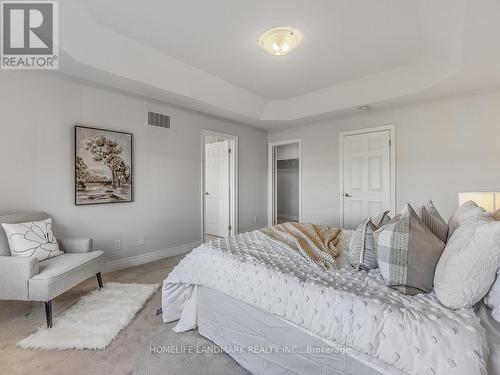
[276,143,300,224]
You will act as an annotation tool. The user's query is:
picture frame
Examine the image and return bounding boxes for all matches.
[75,125,133,205]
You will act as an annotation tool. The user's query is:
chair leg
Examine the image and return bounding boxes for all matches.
[96,272,103,289]
[44,300,52,328]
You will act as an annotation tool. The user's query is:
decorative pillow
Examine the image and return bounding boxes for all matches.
[418,200,449,243]
[349,210,391,270]
[349,219,378,270]
[1,218,63,261]
[374,204,445,295]
[485,270,500,322]
[447,200,485,239]
[434,215,500,309]
[372,210,391,228]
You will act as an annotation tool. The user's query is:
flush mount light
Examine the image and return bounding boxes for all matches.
[258,27,300,56]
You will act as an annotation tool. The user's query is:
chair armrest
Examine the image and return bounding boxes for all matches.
[0,256,39,300]
[58,238,94,253]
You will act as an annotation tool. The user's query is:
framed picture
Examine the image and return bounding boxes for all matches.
[75,125,133,205]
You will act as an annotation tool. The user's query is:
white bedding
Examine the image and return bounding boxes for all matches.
[162,230,488,375]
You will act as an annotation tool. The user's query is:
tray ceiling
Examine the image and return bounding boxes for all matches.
[56,0,500,128]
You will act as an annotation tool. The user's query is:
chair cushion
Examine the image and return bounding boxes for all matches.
[29,251,105,301]
[0,212,49,256]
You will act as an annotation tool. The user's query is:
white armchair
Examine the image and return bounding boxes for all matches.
[0,212,105,328]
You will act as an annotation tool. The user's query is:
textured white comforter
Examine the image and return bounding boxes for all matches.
[162,230,488,375]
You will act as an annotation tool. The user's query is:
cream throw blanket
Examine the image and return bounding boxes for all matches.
[259,222,341,269]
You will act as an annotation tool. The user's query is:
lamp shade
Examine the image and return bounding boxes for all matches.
[458,192,497,212]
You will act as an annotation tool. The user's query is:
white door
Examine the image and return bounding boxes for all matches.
[342,130,391,229]
[205,140,230,237]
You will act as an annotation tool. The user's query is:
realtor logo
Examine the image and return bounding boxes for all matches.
[1,1,58,69]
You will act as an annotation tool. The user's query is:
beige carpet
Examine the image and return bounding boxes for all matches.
[0,255,249,375]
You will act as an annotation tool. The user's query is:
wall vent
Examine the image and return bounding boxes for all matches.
[147,111,170,129]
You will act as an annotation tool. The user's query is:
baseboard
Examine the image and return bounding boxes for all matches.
[105,241,200,273]
[277,213,299,221]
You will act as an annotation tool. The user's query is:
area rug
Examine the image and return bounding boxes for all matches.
[18,282,159,350]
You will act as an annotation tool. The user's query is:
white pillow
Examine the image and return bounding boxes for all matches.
[447,200,485,239]
[434,215,500,309]
[1,218,63,261]
[485,270,500,322]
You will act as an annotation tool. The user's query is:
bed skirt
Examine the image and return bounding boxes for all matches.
[197,286,403,375]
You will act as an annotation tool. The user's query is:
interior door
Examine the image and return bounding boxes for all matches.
[205,140,230,237]
[342,130,391,229]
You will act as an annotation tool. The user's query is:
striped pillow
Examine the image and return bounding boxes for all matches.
[374,204,445,295]
[349,211,390,270]
[418,201,449,243]
[372,210,391,228]
[349,219,378,270]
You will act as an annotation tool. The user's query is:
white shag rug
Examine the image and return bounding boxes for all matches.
[18,282,159,350]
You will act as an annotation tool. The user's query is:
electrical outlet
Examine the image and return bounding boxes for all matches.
[138,235,145,246]
[254,216,259,224]
[114,240,121,251]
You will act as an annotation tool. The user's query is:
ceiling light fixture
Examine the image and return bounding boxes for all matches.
[259,27,300,56]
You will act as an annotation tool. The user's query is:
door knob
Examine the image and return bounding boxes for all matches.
[344,193,352,198]
[205,192,210,195]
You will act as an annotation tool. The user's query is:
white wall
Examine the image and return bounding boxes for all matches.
[269,89,500,226]
[0,71,268,264]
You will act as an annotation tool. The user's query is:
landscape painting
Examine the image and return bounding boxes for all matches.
[75,126,133,205]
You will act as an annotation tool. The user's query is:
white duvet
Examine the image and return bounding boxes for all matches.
[162,230,488,375]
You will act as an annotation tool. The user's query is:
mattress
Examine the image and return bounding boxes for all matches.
[197,285,404,375]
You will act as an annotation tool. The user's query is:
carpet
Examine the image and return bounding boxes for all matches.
[18,282,159,350]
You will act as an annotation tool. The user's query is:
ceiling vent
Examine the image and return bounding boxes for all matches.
[147,111,170,129]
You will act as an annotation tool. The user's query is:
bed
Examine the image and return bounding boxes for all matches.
[162,229,497,375]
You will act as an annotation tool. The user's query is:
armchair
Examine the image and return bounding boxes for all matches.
[0,212,105,328]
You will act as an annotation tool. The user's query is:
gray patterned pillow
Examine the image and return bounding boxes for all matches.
[349,211,390,270]
[418,201,449,243]
[374,204,445,295]
[372,210,391,228]
[349,219,378,270]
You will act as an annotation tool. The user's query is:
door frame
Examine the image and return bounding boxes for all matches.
[201,130,239,243]
[338,124,396,228]
[268,139,302,227]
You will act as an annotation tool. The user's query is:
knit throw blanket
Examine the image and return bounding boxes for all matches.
[259,222,341,269]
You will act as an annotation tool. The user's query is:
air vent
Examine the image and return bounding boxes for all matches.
[147,111,170,129]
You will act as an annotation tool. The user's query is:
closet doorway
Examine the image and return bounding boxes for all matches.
[268,140,301,226]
